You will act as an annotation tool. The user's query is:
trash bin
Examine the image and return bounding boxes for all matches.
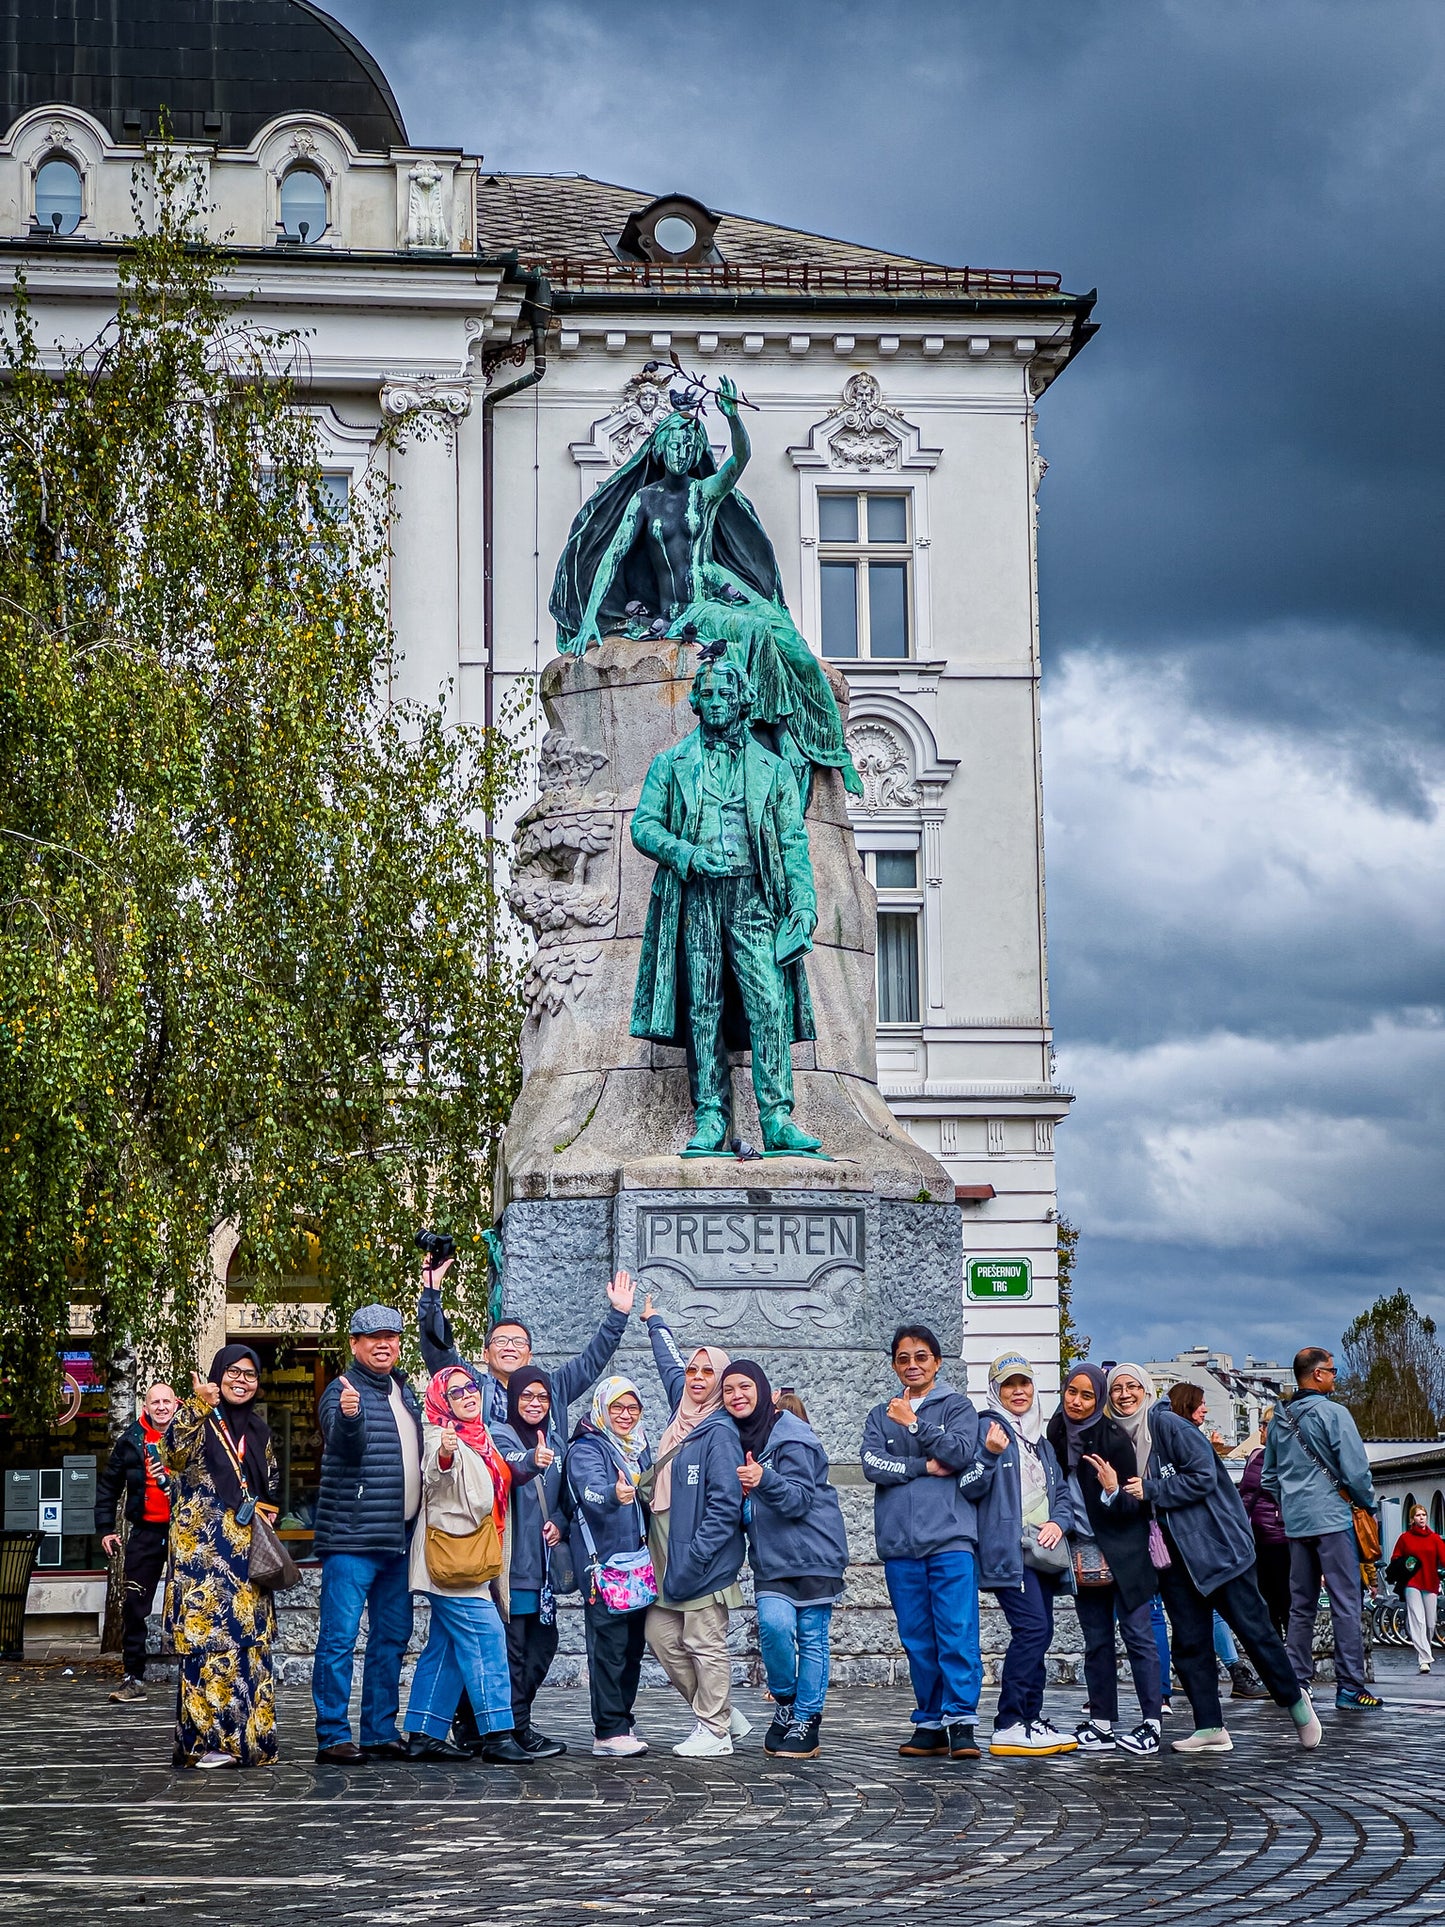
[0,1531,44,1661]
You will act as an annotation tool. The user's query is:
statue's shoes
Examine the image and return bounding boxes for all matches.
[760,1115,823,1155]
[685,1111,730,1154]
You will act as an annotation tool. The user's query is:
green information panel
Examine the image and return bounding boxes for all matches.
[966,1257,1032,1302]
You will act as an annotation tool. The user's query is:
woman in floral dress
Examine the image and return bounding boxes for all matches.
[164,1344,280,1768]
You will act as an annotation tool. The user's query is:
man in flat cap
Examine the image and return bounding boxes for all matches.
[311,1304,424,1764]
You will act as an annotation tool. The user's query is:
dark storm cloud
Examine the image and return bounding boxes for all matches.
[324,1,1445,1359]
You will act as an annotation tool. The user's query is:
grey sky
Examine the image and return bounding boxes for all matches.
[329,0,1445,1365]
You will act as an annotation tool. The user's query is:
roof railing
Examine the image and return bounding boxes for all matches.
[533,257,1064,296]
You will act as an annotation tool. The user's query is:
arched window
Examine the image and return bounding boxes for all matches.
[279,165,328,243]
[1433,1489,1445,1536]
[34,156,83,235]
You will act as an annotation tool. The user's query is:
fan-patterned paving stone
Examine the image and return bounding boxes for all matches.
[0,1658,1440,1924]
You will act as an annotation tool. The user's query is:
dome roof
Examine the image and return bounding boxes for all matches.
[1,0,407,151]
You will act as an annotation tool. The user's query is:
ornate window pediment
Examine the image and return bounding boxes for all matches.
[789,372,941,474]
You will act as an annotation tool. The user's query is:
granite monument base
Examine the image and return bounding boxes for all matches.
[499,1179,962,1463]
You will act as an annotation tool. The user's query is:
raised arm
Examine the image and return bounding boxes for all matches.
[646,1310,688,1411]
[700,378,749,501]
[549,1271,635,1410]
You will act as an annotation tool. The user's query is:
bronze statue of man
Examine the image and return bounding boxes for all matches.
[630,655,822,1156]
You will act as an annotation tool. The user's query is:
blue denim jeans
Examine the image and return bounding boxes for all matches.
[884,1548,982,1727]
[312,1550,414,1748]
[1150,1593,1172,1694]
[754,1594,835,1720]
[405,1592,514,1740]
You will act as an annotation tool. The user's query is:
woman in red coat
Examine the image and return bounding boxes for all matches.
[1388,1505,1444,1672]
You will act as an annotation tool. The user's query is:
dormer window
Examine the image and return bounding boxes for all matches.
[611,194,721,266]
[34,157,83,236]
[279,164,328,243]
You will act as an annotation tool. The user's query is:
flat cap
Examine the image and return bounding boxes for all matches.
[349,1303,404,1336]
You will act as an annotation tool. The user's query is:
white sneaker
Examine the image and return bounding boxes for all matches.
[728,1706,753,1738]
[990,1720,1078,1757]
[673,1722,733,1757]
[592,1734,648,1757]
[1171,1727,1233,1753]
[196,1750,237,1769]
[1074,1720,1115,1752]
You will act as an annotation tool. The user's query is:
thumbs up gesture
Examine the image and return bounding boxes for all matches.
[737,1450,764,1492]
[191,1371,220,1409]
[615,1472,635,1505]
[338,1377,361,1418]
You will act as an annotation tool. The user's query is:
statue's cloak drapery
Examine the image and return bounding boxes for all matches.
[629,728,816,1051]
[549,436,784,647]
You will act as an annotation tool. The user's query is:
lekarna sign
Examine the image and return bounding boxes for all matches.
[966,1257,1032,1301]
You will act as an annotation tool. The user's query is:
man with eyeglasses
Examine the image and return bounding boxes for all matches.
[418,1254,638,1428]
[417,1250,638,1750]
[1262,1346,1382,1712]
[312,1304,425,1764]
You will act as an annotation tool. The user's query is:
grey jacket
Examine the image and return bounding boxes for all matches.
[966,1413,1076,1593]
[1261,1391,1375,1538]
[492,1419,565,1595]
[861,1380,987,1561]
[744,1412,849,1588]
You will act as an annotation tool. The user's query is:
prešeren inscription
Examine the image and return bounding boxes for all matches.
[639,1205,864,1286]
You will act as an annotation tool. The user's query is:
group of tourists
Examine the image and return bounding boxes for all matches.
[95,1270,1441,1771]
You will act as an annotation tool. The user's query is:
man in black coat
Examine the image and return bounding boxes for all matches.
[96,1381,179,1703]
[312,1305,423,1765]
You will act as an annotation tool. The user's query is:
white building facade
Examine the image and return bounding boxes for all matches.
[3,3,1095,1406]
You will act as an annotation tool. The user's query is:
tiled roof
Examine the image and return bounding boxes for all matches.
[477,174,1065,299]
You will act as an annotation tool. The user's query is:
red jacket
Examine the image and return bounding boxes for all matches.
[1391,1528,1444,1592]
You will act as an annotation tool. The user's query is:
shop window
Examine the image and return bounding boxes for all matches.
[818,491,912,659]
[279,165,328,243]
[34,156,83,235]
[866,847,921,1024]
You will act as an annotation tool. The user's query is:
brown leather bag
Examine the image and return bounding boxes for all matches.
[424,1514,503,1590]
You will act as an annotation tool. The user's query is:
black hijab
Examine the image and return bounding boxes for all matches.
[506,1366,553,1452]
[724,1359,777,1460]
[202,1344,271,1512]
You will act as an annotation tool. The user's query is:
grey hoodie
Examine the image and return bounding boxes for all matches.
[861,1379,986,1561]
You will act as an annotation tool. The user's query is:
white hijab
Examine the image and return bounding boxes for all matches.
[987,1351,1045,1445]
[1106,1362,1158,1473]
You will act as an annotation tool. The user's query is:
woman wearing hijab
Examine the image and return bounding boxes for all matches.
[567,1372,656,1755]
[1104,1362,1322,1754]
[163,1345,280,1768]
[402,1367,531,1764]
[1045,1362,1162,1755]
[723,1361,848,1759]
[970,1352,1077,1757]
[490,1366,567,1758]
[640,1300,747,1756]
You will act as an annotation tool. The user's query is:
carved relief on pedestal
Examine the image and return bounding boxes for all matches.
[509,729,620,1017]
[844,721,922,811]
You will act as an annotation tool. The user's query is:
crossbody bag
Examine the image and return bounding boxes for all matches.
[1274,1403,1381,1564]
[567,1459,657,1614]
[208,1415,301,1593]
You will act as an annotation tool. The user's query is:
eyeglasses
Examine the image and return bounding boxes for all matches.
[446,1385,479,1403]
[489,1335,528,1352]
[222,1368,258,1383]
[608,1400,642,1417]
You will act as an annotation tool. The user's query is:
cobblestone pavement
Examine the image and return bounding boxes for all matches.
[0,1651,1440,1925]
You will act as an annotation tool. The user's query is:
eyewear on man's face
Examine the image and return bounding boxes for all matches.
[490,1334,528,1353]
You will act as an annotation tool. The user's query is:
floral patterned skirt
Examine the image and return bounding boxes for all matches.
[165,1498,278,1768]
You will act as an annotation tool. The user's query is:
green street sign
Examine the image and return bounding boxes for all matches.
[967,1257,1032,1302]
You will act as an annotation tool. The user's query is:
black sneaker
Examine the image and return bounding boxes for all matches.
[515,1728,567,1758]
[899,1725,949,1757]
[772,1713,821,1759]
[947,1722,980,1759]
[763,1699,796,1755]
[1115,1722,1161,1756]
[1229,1661,1269,1700]
[1074,1720,1116,1752]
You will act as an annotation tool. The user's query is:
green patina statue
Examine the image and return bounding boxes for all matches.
[630,654,823,1156]
[549,375,863,807]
